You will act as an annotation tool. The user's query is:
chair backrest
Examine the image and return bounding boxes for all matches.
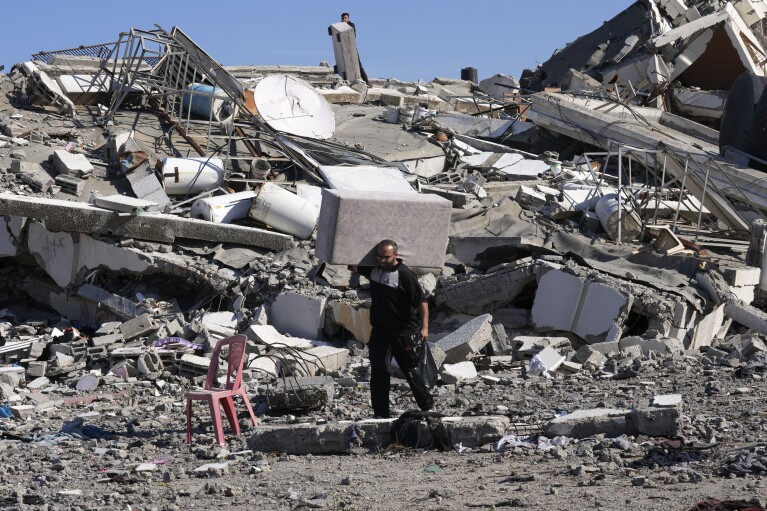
[205,334,248,391]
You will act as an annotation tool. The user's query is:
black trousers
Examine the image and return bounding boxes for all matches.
[369,330,433,417]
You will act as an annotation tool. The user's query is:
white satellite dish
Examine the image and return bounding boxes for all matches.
[252,74,335,140]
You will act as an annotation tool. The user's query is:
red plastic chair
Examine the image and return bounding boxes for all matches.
[186,335,259,444]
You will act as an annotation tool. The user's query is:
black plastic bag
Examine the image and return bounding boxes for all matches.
[411,341,438,392]
[392,335,437,411]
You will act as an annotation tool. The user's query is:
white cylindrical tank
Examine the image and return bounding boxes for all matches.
[181,83,238,123]
[190,190,257,224]
[162,157,224,195]
[595,194,643,242]
[248,183,318,240]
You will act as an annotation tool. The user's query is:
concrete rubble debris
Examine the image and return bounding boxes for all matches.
[1,9,767,507]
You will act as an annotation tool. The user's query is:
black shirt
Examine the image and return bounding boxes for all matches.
[359,260,426,336]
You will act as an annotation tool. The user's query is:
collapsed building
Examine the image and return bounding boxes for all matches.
[1,5,767,498]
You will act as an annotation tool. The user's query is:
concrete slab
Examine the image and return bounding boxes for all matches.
[0,193,293,251]
[248,355,278,378]
[725,300,767,337]
[200,312,238,341]
[125,165,171,212]
[76,284,146,320]
[544,408,628,438]
[315,188,451,269]
[120,314,157,341]
[245,324,314,350]
[531,268,628,343]
[26,221,76,288]
[434,258,536,315]
[534,346,566,372]
[652,394,683,408]
[282,346,349,376]
[52,150,93,177]
[318,165,415,194]
[0,216,25,257]
[247,415,509,455]
[435,314,493,363]
[93,194,158,213]
[627,407,680,437]
[328,22,360,82]
[327,301,372,344]
[269,292,327,340]
[440,361,478,383]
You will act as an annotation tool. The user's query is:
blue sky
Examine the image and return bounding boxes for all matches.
[1,1,634,82]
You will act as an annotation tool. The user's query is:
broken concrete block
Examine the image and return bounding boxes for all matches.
[742,336,767,358]
[620,344,643,359]
[282,346,349,376]
[328,22,361,82]
[435,314,493,364]
[488,324,512,355]
[200,311,238,342]
[316,188,451,269]
[561,360,583,373]
[0,216,24,257]
[54,174,85,196]
[178,354,211,378]
[722,266,761,287]
[544,408,628,438]
[125,164,171,212]
[320,86,362,104]
[91,333,123,347]
[75,373,101,391]
[327,301,372,344]
[575,345,607,367]
[105,131,134,162]
[619,336,683,355]
[440,361,478,383]
[247,415,508,455]
[531,268,629,343]
[434,259,536,315]
[25,361,47,379]
[530,346,566,374]
[120,314,157,341]
[245,324,314,350]
[52,150,93,178]
[9,404,35,420]
[137,351,164,374]
[77,284,146,320]
[725,301,767,337]
[626,407,679,437]
[248,355,278,379]
[515,185,547,209]
[318,165,416,194]
[652,394,682,408]
[93,194,158,213]
[269,292,327,340]
[429,342,446,368]
[689,304,726,350]
[588,341,620,357]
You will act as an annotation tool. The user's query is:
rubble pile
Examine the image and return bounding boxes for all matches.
[1,4,767,509]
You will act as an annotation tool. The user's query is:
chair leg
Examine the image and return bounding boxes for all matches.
[186,397,193,444]
[239,389,260,428]
[209,398,225,445]
[222,396,240,435]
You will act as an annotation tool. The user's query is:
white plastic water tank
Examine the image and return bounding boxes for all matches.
[190,190,257,224]
[162,157,224,195]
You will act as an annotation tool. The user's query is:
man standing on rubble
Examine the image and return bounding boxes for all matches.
[358,239,432,418]
[341,12,369,84]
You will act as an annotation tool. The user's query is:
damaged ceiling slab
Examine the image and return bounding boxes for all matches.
[2,5,767,506]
